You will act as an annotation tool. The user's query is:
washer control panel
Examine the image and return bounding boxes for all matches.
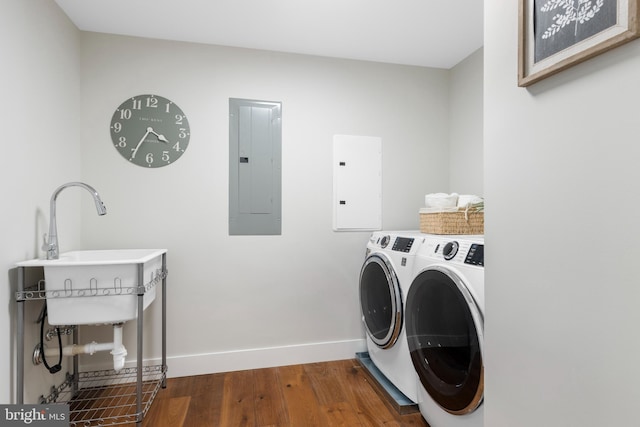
[392,237,414,253]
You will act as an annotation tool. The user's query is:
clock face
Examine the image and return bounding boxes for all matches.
[110,94,190,168]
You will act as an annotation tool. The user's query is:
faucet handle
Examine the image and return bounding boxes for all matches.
[42,234,58,260]
[42,234,53,253]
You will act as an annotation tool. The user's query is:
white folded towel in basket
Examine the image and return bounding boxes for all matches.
[457,194,483,208]
[424,193,458,209]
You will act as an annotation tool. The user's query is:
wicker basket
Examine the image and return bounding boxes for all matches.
[419,208,484,235]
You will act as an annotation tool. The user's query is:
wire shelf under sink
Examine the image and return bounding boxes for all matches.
[41,365,166,426]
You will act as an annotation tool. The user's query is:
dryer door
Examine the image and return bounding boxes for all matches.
[406,265,484,415]
[359,254,403,349]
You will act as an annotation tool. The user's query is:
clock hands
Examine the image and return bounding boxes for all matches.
[129,127,168,160]
[129,128,150,160]
[148,128,169,143]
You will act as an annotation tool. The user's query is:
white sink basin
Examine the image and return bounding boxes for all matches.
[17,249,167,325]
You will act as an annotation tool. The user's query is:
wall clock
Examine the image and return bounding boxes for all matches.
[110,94,190,168]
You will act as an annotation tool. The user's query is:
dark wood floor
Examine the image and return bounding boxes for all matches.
[138,359,429,427]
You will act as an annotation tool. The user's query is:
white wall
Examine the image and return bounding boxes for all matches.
[485,2,640,426]
[1,0,82,403]
[77,33,452,376]
[450,48,484,196]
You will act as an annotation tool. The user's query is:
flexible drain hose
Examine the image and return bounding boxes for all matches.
[40,302,62,374]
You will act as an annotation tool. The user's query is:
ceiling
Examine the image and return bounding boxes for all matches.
[54,0,483,69]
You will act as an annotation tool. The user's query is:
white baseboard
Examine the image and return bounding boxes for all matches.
[165,338,367,378]
[80,338,367,377]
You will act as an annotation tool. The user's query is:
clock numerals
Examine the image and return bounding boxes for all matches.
[131,96,159,110]
[146,96,158,108]
[119,109,132,120]
[110,94,190,168]
[142,151,172,167]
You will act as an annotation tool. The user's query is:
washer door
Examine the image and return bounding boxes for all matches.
[359,254,403,349]
[406,266,483,415]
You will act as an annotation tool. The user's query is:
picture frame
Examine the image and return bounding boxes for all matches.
[518,0,640,87]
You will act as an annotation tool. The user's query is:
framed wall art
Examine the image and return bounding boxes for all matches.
[518,0,640,87]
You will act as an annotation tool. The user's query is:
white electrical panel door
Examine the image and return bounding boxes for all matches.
[333,135,382,231]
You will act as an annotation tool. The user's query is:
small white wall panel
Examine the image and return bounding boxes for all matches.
[333,135,382,231]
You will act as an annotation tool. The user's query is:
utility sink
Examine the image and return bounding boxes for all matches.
[17,249,167,325]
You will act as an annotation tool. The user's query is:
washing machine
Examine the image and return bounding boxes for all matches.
[406,235,484,427]
[359,230,424,403]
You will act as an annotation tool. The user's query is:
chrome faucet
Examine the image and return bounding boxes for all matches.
[43,182,107,260]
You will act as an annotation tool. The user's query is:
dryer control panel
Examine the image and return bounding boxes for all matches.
[433,240,484,267]
[464,244,484,266]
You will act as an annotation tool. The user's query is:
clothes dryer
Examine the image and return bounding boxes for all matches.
[406,235,484,427]
[359,231,424,403]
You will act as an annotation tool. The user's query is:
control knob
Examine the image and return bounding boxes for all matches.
[443,241,459,260]
[380,235,390,248]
